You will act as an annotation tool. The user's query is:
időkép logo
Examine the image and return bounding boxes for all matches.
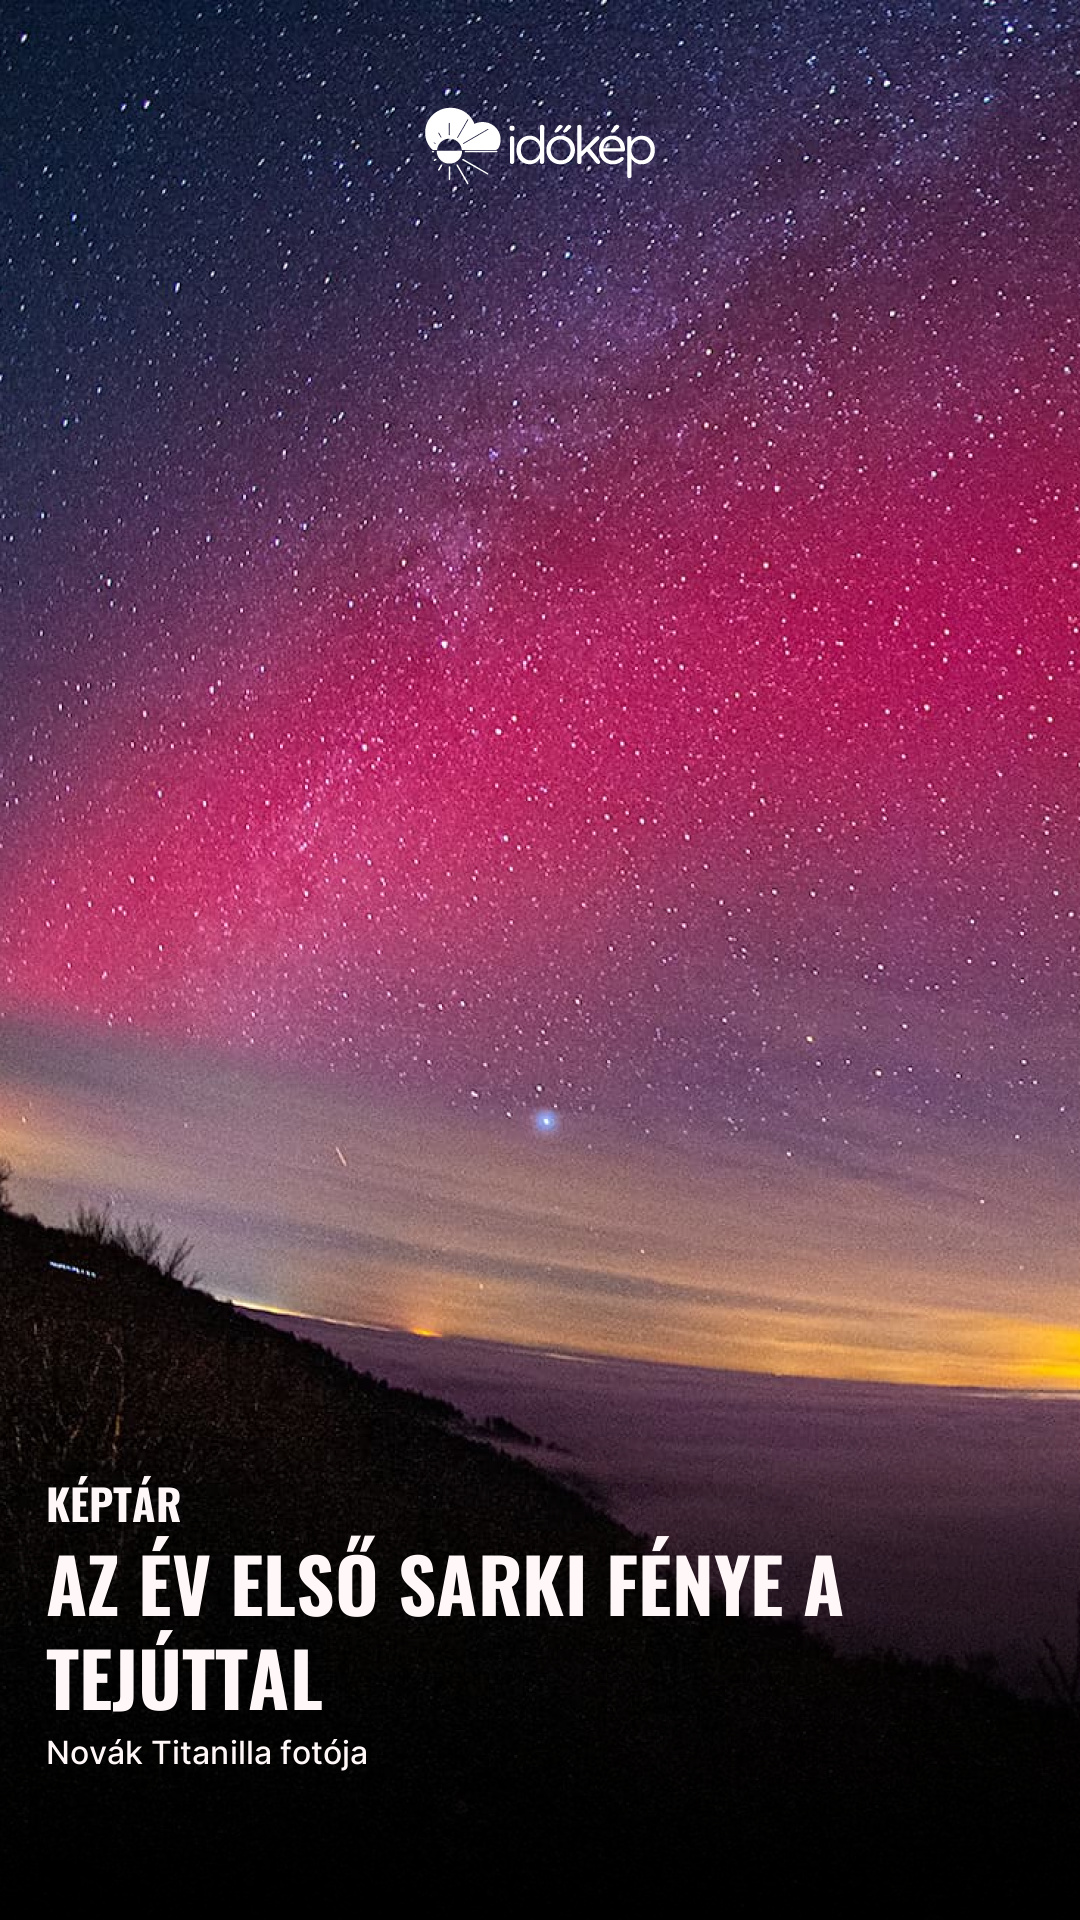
[424,108,655,186]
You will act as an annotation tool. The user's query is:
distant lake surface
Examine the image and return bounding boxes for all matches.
[247,1311,1080,1688]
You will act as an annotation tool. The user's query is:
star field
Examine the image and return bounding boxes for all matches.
[1,3,1079,1380]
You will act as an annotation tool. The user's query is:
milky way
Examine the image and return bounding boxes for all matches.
[2,3,1078,1381]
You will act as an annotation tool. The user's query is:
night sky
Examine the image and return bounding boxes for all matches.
[2,1,1079,1385]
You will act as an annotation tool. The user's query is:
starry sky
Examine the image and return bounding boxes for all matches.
[2,1,1079,1386]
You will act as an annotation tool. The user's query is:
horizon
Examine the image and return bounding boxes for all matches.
[3,1011,1078,1392]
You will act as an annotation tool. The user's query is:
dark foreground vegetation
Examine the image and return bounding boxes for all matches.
[1,1198,1077,1885]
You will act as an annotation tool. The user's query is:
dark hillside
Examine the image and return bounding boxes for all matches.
[1,1205,1077,1882]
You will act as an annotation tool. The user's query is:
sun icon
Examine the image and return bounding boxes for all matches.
[424,110,501,185]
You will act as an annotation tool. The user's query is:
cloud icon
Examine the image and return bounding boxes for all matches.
[424,110,501,181]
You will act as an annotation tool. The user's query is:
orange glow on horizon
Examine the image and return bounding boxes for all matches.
[231,1293,1080,1393]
